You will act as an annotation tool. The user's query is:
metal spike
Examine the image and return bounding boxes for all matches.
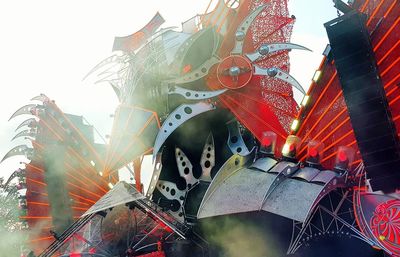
[200,133,215,182]
[9,104,37,121]
[246,43,312,62]
[175,148,198,188]
[254,65,306,95]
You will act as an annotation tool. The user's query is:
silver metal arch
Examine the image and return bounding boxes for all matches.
[152,102,216,160]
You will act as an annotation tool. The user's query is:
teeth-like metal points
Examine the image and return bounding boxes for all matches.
[175,148,198,189]
[15,118,37,132]
[1,145,32,163]
[254,65,306,95]
[156,180,186,222]
[168,85,227,100]
[11,129,36,141]
[231,4,268,54]
[227,121,251,156]
[246,43,311,62]
[152,102,216,160]
[200,133,215,182]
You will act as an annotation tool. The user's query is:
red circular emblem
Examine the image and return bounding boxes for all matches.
[217,55,253,89]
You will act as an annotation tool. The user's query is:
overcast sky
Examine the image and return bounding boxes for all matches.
[0,0,337,184]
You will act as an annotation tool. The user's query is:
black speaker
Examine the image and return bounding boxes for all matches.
[325,11,400,193]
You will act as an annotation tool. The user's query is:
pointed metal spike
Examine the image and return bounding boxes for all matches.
[231,4,268,54]
[246,42,312,62]
[200,133,215,182]
[175,148,198,188]
[254,65,306,95]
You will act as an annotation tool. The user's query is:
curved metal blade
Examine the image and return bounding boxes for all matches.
[15,118,37,132]
[168,85,227,100]
[200,133,215,182]
[1,145,31,163]
[246,43,312,62]
[11,129,36,141]
[175,148,198,188]
[31,94,49,102]
[152,102,216,160]
[156,180,186,222]
[231,4,268,54]
[8,104,37,121]
[166,56,220,84]
[254,65,306,95]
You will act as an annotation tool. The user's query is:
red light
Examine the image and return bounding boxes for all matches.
[261,137,271,147]
[309,147,318,158]
[289,144,295,152]
[338,151,348,162]
[182,64,192,74]
[89,248,96,254]
[70,253,81,257]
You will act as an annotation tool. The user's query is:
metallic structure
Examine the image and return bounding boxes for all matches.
[2,0,400,256]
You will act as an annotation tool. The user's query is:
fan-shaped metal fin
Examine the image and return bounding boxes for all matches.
[200,133,215,182]
[15,118,37,132]
[168,85,227,100]
[254,65,306,95]
[8,104,37,121]
[152,102,216,160]
[1,145,32,163]
[156,180,186,222]
[227,121,251,156]
[11,129,36,141]
[175,148,198,188]
[246,43,311,62]
[231,4,268,54]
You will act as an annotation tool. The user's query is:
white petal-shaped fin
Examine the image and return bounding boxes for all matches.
[167,56,220,84]
[175,147,198,188]
[156,180,186,222]
[11,129,36,141]
[9,104,38,121]
[15,118,37,132]
[152,102,216,160]
[227,121,251,156]
[31,94,50,102]
[168,85,227,100]
[200,133,215,182]
[231,5,268,54]
[246,43,311,62]
[1,145,32,163]
[254,65,306,95]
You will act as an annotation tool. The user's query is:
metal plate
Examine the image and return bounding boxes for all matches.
[197,167,276,219]
[311,170,337,184]
[292,167,320,182]
[199,133,215,182]
[231,5,268,54]
[249,157,277,172]
[152,102,216,159]
[261,178,326,222]
[268,161,297,174]
[168,85,227,100]
[227,121,251,156]
[246,43,311,62]
[199,152,254,213]
[254,66,305,95]
[175,147,198,188]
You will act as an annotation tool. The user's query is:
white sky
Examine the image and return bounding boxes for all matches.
[0,0,337,185]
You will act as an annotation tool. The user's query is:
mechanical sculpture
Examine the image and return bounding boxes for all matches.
[2,0,400,256]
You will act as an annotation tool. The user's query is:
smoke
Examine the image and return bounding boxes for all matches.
[201,215,282,257]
